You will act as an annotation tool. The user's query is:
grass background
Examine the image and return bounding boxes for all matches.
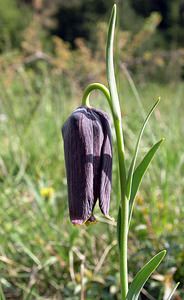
[0,66,184,299]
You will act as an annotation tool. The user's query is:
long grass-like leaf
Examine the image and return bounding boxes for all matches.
[166,282,180,300]
[0,284,6,300]
[129,138,164,224]
[126,250,166,300]
[106,4,121,120]
[126,99,160,200]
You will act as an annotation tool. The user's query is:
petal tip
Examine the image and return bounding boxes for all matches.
[71,219,84,225]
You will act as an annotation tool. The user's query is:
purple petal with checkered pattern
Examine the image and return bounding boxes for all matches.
[62,106,112,224]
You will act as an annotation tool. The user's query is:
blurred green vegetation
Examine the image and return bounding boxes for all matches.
[0,0,184,82]
[1,0,184,50]
[0,0,184,299]
[0,66,184,299]
[0,0,31,52]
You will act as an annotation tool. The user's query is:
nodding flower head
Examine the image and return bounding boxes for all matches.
[62,106,113,225]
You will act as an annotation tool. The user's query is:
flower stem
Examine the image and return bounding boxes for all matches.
[81,81,128,299]
[82,82,113,112]
[106,4,128,298]
[114,118,128,300]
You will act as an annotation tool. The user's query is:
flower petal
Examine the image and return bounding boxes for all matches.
[62,107,105,224]
[92,109,112,216]
[62,107,94,224]
[62,106,113,224]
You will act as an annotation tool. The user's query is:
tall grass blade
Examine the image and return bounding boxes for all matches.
[166,282,180,300]
[18,240,41,267]
[129,139,164,224]
[0,284,6,300]
[126,250,166,300]
[126,99,160,200]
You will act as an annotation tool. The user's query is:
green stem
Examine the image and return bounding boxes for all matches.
[82,81,128,299]
[82,82,113,112]
[114,119,128,300]
[106,4,128,299]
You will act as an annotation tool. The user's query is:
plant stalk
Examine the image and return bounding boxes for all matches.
[82,83,129,299]
[114,118,128,300]
[105,5,129,296]
[82,82,113,112]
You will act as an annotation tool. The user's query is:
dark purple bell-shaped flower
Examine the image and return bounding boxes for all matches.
[62,106,112,225]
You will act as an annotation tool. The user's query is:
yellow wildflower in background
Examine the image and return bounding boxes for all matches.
[40,187,54,198]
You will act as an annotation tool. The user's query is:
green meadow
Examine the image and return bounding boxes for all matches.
[0,68,183,298]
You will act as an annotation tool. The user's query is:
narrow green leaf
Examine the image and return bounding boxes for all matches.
[166,282,180,300]
[129,138,164,224]
[17,240,41,267]
[126,250,166,300]
[0,284,6,300]
[126,99,160,200]
[106,4,121,120]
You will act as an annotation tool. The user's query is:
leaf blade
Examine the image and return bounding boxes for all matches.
[129,138,164,224]
[126,99,160,200]
[106,4,121,120]
[126,250,166,300]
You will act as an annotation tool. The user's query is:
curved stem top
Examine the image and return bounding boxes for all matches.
[82,82,113,112]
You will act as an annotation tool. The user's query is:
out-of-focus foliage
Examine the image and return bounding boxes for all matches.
[0,67,184,298]
[1,0,184,51]
[0,0,31,52]
[1,8,184,88]
[130,0,184,47]
[51,0,114,47]
[0,1,184,299]
[0,0,184,82]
